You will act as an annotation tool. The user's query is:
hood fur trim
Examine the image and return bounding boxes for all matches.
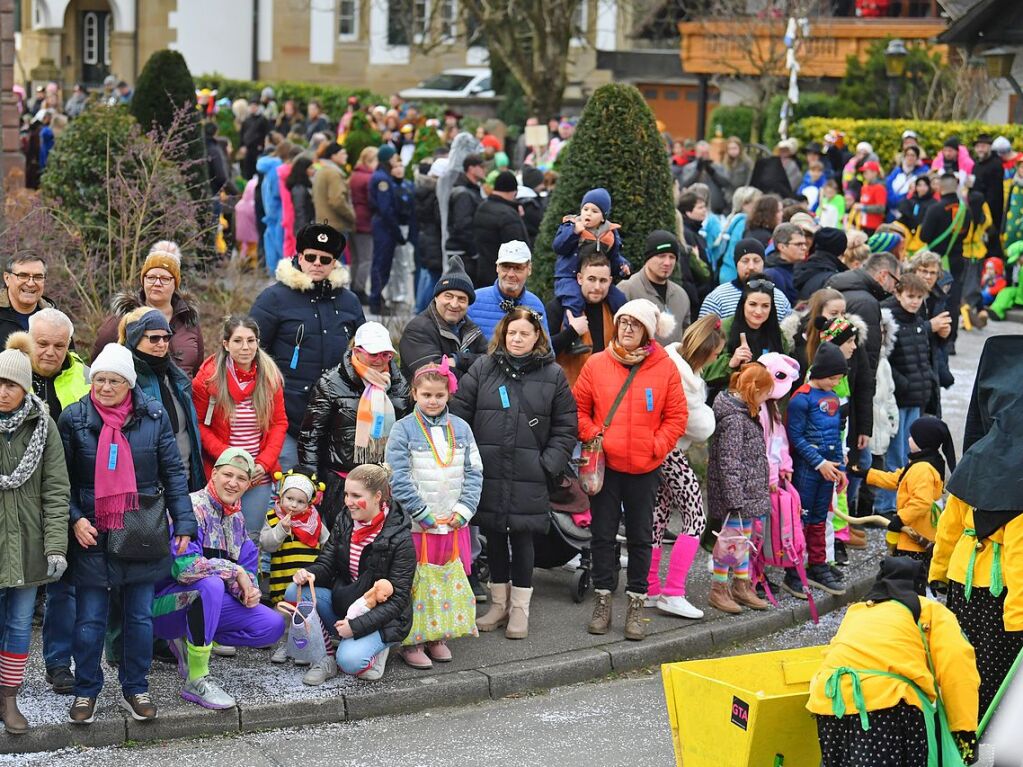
[275,258,350,292]
[780,310,803,349]
[109,289,199,327]
[879,308,898,359]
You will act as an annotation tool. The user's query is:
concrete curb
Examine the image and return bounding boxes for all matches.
[0,573,874,755]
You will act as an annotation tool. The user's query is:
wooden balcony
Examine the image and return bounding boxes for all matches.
[678,17,948,78]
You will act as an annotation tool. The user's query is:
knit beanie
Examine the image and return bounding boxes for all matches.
[816,315,856,346]
[644,229,681,260]
[90,343,138,388]
[493,170,518,193]
[814,227,848,256]
[909,416,957,472]
[809,341,848,379]
[0,334,33,393]
[280,472,316,502]
[734,238,766,259]
[867,231,904,255]
[581,187,612,218]
[121,308,172,350]
[140,240,182,288]
[433,255,476,304]
[614,298,676,341]
[377,144,396,165]
[521,166,544,189]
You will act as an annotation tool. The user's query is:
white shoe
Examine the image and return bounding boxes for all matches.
[270,644,288,664]
[356,647,390,681]
[181,675,236,710]
[657,594,704,619]
[643,596,659,608]
[302,654,338,686]
[212,643,236,657]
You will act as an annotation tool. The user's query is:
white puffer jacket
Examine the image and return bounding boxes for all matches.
[666,343,716,451]
[868,308,900,456]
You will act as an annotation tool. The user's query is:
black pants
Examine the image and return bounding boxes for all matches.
[486,529,535,588]
[817,702,928,766]
[590,466,660,594]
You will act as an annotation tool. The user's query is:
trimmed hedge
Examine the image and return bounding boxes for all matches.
[533,83,676,301]
[791,118,1023,166]
[763,93,845,148]
[195,75,383,122]
[707,105,755,143]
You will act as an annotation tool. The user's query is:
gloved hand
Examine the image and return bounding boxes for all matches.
[46,554,67,580]
[846,463,868,479]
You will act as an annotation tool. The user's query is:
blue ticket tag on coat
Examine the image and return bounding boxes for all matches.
[499,385,510,409]
[645,388,654,412]
[289,345,300,370]
[371,414,385,439]
[108,443,118,471]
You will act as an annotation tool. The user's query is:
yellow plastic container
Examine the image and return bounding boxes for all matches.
[661,646,827,766]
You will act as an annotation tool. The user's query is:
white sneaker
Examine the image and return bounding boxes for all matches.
[181,675,236,710]
[657,594,704,619]
[644,595,659,608]
[356,647,390,681]
[302,654,338,686]
[270,644,288,664]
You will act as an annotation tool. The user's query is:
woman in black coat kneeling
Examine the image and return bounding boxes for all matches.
[450,306,577,640]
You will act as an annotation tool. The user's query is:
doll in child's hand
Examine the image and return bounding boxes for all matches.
[345,579,394,621]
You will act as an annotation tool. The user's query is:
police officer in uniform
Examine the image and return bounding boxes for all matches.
[368,145,405,315]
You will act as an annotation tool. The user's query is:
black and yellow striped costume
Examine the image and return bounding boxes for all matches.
[264,508,324,604]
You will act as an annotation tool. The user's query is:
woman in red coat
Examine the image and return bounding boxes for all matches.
[574,298,688,642]
[192,315,289,538]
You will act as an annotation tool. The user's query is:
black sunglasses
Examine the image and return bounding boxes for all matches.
[745,278,776,292]
[303,252,335,266]
[141,333,173,344]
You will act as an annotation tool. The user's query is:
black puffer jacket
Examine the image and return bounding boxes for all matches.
[397,303,487,381]
[472,195,530,287]
[450,351,577,534]
[826,268,889,372]
[883,298,934,410]
[446,174,482,259]
[305,503,415,643]
[414,181,443,273]
[794,250,848,301]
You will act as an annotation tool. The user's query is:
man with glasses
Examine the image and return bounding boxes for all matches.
[467,240,548,341]
[827,251,901,374]
[698,238,792,322]
[764,222,809,304]
[250,223,365,470]
[0,254,56,349]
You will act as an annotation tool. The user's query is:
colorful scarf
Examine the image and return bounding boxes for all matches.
[91,391,138,532]
[277,501,323,548]
[351,506,387,548]
[0,395,49,491]
[607,339,651,367]
[206,478,243,517]
[351,354,395,463]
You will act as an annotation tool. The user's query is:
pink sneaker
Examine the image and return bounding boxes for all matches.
[426,641,452,662]
[401,645,433,669]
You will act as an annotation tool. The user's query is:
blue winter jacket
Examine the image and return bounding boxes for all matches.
[257,155,284,274]
[369,168,404,242]
[58,389,196,588]
[786,383,846,470]
[466,282,550,341]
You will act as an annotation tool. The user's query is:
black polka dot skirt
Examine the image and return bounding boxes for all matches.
[816,701,928,767]
[946,580,1023,720]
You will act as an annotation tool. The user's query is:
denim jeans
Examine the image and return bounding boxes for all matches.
[415,268,441,314]
[43,580,76,669]
[877,406,921,513]
[74,583,156,698]
[240,481,275,536]
[0,586,38,655]
[278,433,299,474]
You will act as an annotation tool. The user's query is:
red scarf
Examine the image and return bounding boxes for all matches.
[206,479,243,516]
[351,505,387,547]
[227,359,257,401]
[276,502,323,548]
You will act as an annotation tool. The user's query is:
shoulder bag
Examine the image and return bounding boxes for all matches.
[577,364,642,496]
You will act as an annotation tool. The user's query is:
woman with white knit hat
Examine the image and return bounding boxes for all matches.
[574,298,689,642]
[0,337,70,734]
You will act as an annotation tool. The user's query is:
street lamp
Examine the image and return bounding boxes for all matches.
[884,38,908,118]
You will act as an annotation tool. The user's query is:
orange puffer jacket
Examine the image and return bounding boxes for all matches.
[574,343,688,475]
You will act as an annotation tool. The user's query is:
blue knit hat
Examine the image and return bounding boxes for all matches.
[581,187,611,217]
[377,144,396,164]
[124,309,172,351]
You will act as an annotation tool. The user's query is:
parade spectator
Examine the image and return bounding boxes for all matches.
[721,137,753,205]
[709,186,761,284]
[794,227,849,301]
[903,251,953,416]
[575,299,687,641]
[285,155,316,237]
[64,83,88,118]
[299,322,410,527]
[467,241,549,341]
[250,223,364,468]
[257,142,291,276]
[0,254,57,350]
[304,100,331,141]
[368,145,404,315]
[399,256,487,381]
[446,154,486,285]
[699,239,791,323]
[473,171,531,287]
[856,161,887,235]
[764,223,809,304]
[828,251,901,372]
[93,241,205,377]
[239,99,269,180]
[620,230,690,342]
[679,141,730,214]
[349,147,379,304]
[192,316,288,539]
[413,159,446,313]
[312,142,356,237]
[744,194,783,249]
[972,134,1004,258]
[919,174,972,345]
[60,343,196,725]
[0,339,70,733]
[519,166,548,241]
[884,145,927,215]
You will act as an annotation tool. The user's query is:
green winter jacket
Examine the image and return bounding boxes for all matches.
[0,398,71,589]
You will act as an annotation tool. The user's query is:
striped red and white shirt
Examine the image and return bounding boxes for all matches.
[349,525,381,580]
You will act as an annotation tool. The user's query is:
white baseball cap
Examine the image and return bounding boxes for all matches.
[496,240,532,265]
[353,322,395,354]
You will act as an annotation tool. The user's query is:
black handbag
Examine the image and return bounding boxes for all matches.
[106,490,170,561]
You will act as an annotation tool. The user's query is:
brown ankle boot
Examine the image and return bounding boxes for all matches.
[506,586,533,639]
[730,579,769,610]
[623,593,646,641]
[1,686,28,734]
[708,581,742,615]
[476,583,510,632]
[587,590,612,635]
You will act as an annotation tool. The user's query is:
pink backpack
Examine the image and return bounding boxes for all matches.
[751,481,818,622]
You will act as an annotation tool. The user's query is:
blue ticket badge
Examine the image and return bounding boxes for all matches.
[499,385,510,409]
[371,413,385,439]
[289,345,300,370]
[645,388,654,412]
[108,443,118,471]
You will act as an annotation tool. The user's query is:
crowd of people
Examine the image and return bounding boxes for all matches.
[4,83,1023,765]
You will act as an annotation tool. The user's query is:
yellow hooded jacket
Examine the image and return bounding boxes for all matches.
[866,462,944,553]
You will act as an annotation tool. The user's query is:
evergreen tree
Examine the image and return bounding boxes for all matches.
[343,111,383,168]
[533,84,676,299]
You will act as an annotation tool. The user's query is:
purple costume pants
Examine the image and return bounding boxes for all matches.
[153,576,284,647]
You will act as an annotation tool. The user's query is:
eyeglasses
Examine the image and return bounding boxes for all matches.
[357,347,394,362]
[785,240,809,250]
[618,317,641,330]
[745,278,776,292]
[303,252,335,266]
[93,376,128,389]
[141,333,173,345]
[9,272,45,284]
[143,275,174,285]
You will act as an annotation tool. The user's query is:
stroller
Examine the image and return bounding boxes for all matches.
[532,472,621,602]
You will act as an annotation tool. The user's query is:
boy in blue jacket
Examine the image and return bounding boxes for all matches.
[788,342,848,598]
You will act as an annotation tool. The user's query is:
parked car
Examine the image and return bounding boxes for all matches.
[399,68,495,101]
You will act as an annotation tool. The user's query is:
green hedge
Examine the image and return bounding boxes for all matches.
[707,105,755,143]
[791,118,1023,166]
[195,75,383,122]
[763,93,845,148]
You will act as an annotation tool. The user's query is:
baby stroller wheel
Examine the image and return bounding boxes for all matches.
[571,568,589,603]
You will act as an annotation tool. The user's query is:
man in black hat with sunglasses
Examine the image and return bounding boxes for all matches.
[250,222,365,468]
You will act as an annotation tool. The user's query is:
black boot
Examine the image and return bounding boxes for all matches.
[806,564,846,596]
[781,569,808,600]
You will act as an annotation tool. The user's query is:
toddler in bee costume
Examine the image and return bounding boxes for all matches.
[260,469,329,606]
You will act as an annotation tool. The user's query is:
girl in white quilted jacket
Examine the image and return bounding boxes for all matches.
[646,315,724,619]
[868,309,899,466]
[384,357,483,669]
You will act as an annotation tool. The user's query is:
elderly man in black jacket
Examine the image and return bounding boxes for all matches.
[473,171,531,287]
[398,256,486,381]
[827,251,901,373]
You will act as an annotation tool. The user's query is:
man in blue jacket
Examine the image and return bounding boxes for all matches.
[467,240,549,341]
[368,145,405,315]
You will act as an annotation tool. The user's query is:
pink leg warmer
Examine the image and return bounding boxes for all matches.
[662,535,701,597]
[646,545,663,597]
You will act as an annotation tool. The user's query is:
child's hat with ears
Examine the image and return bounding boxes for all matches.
[273,468,326,505]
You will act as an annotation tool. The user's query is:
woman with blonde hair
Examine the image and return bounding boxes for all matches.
[348,146,380,302]
[192,315,289,538]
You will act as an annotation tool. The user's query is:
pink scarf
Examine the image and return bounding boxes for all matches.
[91,391,139,532]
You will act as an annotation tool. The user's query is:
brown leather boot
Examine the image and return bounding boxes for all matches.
[730,578,770,610]
[623,593,647,641]
[587,590,612,635]
[708,581,742,615]
[475,583,510,632]
[506,586,533,640]
[846,527,868,549]
[0,686,28,734]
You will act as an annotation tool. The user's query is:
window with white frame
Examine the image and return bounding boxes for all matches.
[439,0,457,41]
[338,0,358,40]
[386,0,409,45]
[103,14,112,66]
[412,0,427,41]
[571,0,588,45]
[83,12,99,65]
